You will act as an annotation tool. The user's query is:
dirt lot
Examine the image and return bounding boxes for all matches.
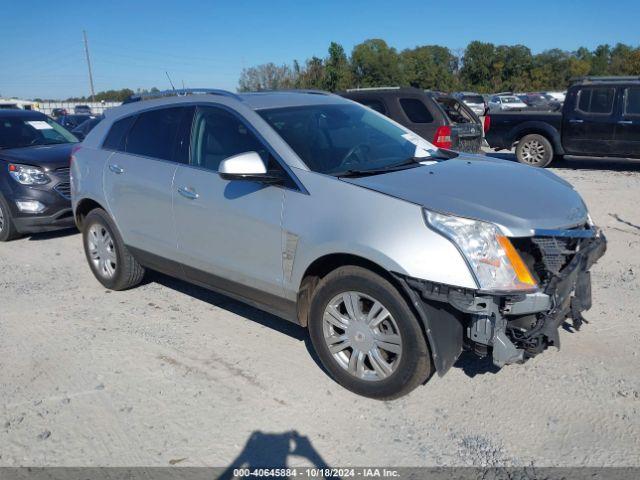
[1,155,639,468]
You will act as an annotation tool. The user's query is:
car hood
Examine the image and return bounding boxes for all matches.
[0,143,75,171]
[342,155,589,237]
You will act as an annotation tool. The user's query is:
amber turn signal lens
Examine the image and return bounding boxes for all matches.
[497,236,537,287]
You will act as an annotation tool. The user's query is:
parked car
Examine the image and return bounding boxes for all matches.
[485,77,640,167]
[0,109,78,241]
[71,115,104,140]
[517,93,561,111]
[545,91,567,103]
[58,114,95,130]
[74,104,92,115]
[72,89,606,399]
[488,95,528,111]
[51,108,68,119]
[339,87,483,153]
[453,92,487,116]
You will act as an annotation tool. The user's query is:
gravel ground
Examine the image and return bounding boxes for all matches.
[1,154,639,468]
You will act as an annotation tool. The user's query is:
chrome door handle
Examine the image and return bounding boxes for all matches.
[618,120,633,125]
[569,119,584,124]
[109,164,124,174]
[177,186,199,200]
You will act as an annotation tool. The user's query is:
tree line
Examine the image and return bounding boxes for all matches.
[238,40,640,94]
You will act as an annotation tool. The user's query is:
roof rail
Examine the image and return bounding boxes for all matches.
[570,76,640,84]
[247,89,333,96]
[122,88,242,104]
[345,86,401,92]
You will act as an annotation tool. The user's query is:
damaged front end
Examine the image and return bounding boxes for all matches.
[396,226,607,374]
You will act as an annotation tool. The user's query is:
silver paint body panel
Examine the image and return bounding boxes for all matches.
[72,91,593,321]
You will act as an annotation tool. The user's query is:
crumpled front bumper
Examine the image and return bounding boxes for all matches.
[395,228,607,375]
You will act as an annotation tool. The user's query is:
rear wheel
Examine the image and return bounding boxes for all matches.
[308,266,432,400]
[82,208,145,290]
[516,134,554,167]
[0,195,20,242]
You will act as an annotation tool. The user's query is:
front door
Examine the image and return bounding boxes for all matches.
[172,105,285,303]
[563,86,617,156]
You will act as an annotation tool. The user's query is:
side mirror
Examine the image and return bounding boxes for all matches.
[218,151,283,184]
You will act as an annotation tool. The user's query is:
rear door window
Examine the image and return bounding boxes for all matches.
[624,87,640,116]
[399,98,434,123]
[125,107,186,161]
[576,88,615,114]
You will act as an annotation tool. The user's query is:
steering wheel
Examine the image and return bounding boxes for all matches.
[341,143,369,167]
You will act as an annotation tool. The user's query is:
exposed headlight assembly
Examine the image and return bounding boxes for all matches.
[8,163,50,185]
[425,210,537,292]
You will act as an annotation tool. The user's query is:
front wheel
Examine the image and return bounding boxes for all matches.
[0,195,20,242]
[308,266,432,400]
[515,134,554,167]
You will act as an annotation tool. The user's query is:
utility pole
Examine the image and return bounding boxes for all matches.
[83,30,96,101]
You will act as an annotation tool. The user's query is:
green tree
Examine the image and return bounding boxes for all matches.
[460,41,496,92]
[351,39,403,87]
[323,42,352,91]
[400,45,458,91]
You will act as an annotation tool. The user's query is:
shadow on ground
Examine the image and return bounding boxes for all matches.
[27,227,78,241]
[485,151,640,172]
[453,351,501,378]
[147,271,331,377]
[218,430,334,479]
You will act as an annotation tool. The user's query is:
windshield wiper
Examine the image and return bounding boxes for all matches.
[334,156,426,178]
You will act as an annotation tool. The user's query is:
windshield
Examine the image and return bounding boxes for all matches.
[462,95,484,104]
[0,116,78,149]
[502,96,521,104]
[258,104,438,175]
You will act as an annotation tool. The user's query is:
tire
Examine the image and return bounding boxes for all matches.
[82,208,145,290]
[0,195,20,242]
[308,266,432,400]
[515,134,554,167]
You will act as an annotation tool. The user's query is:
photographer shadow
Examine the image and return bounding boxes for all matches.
[219,430,335,480]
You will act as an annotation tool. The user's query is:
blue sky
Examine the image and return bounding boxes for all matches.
[2,0,639,99]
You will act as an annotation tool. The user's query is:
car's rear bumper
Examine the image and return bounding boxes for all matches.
[395,228,607,375]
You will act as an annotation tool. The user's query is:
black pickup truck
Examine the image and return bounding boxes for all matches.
[485,77,640,167]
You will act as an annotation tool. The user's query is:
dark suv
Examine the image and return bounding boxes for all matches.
[0,110,78,240]
[338,87,483,153]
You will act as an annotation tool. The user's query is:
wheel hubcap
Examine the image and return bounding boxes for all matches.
[521,140,546,164]
[87,224,117,279]
[322,291,402,382]
[0,204,4,232]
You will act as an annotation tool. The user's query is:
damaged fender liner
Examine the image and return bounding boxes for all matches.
[393,230,607,376]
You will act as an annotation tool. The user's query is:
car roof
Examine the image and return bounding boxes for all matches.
[0,109,46,119]
[105,90,352,119]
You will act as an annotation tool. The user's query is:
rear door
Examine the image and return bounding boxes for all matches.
[563,86,617,155]
[614,86,640,157]
[172,105,286,302]
[103,106,193,258]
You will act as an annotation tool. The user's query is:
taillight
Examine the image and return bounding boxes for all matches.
[433,126,452,149]
[483,115,491,133]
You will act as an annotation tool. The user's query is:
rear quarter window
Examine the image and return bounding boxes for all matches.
[103,115,136,151]
[624,87,640,116]
[399,98,434,124]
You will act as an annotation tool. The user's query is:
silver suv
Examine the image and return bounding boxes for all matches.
[71,89,606,399]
